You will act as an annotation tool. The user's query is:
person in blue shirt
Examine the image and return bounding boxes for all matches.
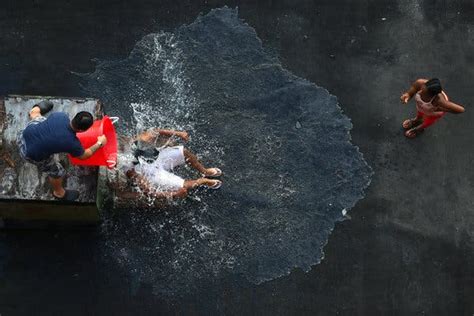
[17,100,108,201]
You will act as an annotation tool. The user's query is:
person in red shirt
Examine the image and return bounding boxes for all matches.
[400,78,465,138]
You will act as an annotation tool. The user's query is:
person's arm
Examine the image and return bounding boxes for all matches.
[436,98,465,114]
[125,169,188,200]
[400,78,427,103]
[137,128,189,143]
[76,135,107,160]
[155,129,188,141]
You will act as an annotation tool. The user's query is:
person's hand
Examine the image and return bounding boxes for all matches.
[400,93,410,104]
[97,135,107,147]
[178,131,189,141]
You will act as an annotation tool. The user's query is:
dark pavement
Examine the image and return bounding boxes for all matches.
[1,0,474,315]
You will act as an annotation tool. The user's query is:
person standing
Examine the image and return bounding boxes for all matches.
[17,100,107,201]
[400,78,465,138]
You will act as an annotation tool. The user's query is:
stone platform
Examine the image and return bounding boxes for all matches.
[0,95,103,227]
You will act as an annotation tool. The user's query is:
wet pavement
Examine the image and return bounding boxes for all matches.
[1,0,474,315]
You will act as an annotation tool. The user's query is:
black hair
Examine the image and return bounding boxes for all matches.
[71,111,93,131]
[425,78,442,96]
[132,140,159,164]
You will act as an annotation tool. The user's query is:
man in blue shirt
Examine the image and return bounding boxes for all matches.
[17,100,108,201]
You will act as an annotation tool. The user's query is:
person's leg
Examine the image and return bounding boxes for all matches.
[41,164,66,198]
[405,114,444,138]
[183,149,208,174]
[149,168,221,192]
[183,149,222,177]
[28,100,54,121]
[403,111,424,129]
[29,100,54,120]
[37,157,78,200]
[49,176,66,198]
[416,111,424,121]
[46,161,67,198]
[29,106,42,120]
[420,114,444,129]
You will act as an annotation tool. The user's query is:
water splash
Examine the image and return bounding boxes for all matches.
[129,33,195,134]
[82,7,372,295]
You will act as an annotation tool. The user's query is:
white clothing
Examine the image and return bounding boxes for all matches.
[134,146,186,190]
[415,91,449,115]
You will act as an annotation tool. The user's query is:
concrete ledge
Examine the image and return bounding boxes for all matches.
[0,95,104,228]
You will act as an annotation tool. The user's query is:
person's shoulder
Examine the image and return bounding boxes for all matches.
[434,92,448,104]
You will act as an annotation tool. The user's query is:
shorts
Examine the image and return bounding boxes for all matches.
[17,116,66,178]
[136,146,186,190]
[416,111,445,129]
[157,146,186,171]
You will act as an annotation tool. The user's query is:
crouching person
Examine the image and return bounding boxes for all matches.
[17,100,107,201]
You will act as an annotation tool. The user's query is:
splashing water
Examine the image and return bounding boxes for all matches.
[81,7,372,295]
[130,34,195,134]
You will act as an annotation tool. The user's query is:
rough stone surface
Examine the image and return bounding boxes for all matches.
[0,96,100,202]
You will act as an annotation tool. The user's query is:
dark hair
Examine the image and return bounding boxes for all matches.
[71,111,93,131]
[132,140,159,164]
[425,78,442,96]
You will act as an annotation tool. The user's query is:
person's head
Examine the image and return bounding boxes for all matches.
[132,140,159,164]
[71,111,93,132]
[423,78,442,97]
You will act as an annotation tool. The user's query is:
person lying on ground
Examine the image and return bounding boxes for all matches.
[400,78,465,138]
[17,100,107,201]
[114,127,222,203]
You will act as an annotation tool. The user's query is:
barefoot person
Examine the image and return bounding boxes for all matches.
[400,78,465,138]
[17,100,108,201]
[114,128,222,203]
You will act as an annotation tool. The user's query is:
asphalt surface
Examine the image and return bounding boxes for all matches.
[1,0,473,315]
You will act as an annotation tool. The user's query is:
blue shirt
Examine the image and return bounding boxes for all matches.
[23,112,85,161]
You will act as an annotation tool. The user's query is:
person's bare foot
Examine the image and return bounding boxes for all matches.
[53,189,80,201]
[402,117,422,129]
[405,126,424,138]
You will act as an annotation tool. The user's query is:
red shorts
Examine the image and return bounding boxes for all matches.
[416,111,445,129]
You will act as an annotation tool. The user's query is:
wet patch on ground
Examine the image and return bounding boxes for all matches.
[82,7,372,294]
